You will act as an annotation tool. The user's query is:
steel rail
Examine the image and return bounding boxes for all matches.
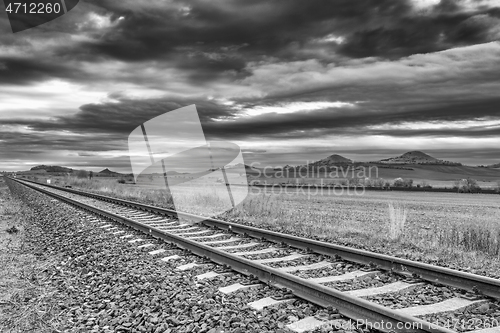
[13,177,500,300]
[9,177,455,333]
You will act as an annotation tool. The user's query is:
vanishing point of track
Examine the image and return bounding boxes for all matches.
[8,177,500,333]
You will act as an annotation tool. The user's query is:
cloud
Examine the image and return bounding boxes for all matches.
[1,0,500,170]
[0,57,86,85]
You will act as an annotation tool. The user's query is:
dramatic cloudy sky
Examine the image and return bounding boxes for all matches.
[1,0,500,171]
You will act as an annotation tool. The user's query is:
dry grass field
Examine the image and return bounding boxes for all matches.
[0,177,61,332]
[19,175,500,276]
[223,187,500,275]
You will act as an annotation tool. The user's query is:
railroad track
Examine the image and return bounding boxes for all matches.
[8,177,500,333]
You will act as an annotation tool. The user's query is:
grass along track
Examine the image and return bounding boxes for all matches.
[9,177,500,332]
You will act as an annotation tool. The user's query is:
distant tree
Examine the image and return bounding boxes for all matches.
[420,180,432,189]
[372,178,385,188]
[393,178,404,187]
[454,178,481,193]
[363,178,372,187]
[348,178,361,186]
[75,170,88,179]
[403,178,413,188]
[89,171,94,180]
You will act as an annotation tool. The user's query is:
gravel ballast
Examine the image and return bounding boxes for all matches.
[17,179,500,333]
[8,179,358,333]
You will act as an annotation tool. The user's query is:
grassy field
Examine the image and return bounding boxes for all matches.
[16,174,500,276]
[230,188,500,277]
[225,187,500,264]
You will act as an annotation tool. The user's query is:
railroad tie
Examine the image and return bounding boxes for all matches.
[395,297,488,317]
[160,255,181,262]
[248,296,295,311]
[307,270,379,284]
[137,243,155,249]
[219,282,262,294]
[253,253,306,264]
[344,281,424,297]
[148,249,166,255]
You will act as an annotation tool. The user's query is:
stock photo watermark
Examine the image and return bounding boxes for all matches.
[128,104,249,223]
[3,0,79,33]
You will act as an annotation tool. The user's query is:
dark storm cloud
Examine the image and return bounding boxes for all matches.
[0,131,124,153]
[202,98,500,140]
[4,96,500,141]
[47,0,496,82]
[55,0,500,76]
[0,57,86,85]
[338,0,500,58]
[1,97,236,134]
[1,0,500,171]
[1,0,498,87]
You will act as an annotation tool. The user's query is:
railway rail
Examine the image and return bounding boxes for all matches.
[8,177,500,333]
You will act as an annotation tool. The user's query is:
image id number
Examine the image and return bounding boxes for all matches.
[6,2,62,14]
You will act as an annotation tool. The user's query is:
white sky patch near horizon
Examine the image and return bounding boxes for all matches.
[238,101,356,117]
[237,134,500,164]
[369,119,500,130]
[237,133,500,152]
[0,80,107,120]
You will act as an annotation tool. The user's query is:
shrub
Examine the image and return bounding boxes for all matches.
[420,180,432,188]
[403,178,413,187]
[117,178,126,184]
[393,177,404,187]
[348,178,361,186]
[438,225,500,256]
[387,201,407,240]
[363,178,372,187]
[339,179,349,186]
[370,178,386,188]
[392,178,413,188]
[454,178,481,193]
[75,170,89,179]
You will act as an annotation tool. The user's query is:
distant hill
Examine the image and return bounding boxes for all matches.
[318,154,352,164]
[487,163,500,169]
[282,154,353,170]
[376,151,462,166]
[31,165,73,173]
[307,154,353,167]
[98,168,121,176]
